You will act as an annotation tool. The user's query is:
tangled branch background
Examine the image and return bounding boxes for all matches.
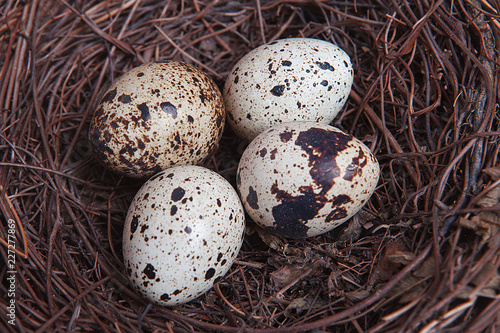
[1,0,499,332]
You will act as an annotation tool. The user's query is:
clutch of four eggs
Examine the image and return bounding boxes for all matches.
[88,38,379,306]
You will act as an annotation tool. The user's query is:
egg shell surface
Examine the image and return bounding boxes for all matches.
[89,61,225,178]
[236,121,379,239]
[223,38,354,141]
[122,165,245,306]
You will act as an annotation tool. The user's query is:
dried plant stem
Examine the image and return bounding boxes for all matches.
[1,0,499,332]
[350,90,420,186]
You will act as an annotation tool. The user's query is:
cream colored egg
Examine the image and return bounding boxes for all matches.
[236,121,379,238]
[224,38,353,141]
[123,165,245,306]
[89,61,225,178]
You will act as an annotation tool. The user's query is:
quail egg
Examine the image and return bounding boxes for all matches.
[236,121,379,239]
[89,61,225,178]
[122,165,245,306]
[223,38,353,141]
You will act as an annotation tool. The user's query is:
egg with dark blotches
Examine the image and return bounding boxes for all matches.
[122,165,245,306]
[236,121,379,239]
[223,38,353,141]
[89,61,225,178]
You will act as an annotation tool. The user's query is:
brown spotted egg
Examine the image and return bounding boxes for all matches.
[223,38,353,141]
[122,165,245,306]
[236,121,379,239]
[89,61,225,178]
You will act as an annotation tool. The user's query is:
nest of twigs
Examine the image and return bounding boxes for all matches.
[1,0,500,332]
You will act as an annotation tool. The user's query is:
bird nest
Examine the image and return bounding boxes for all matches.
[1,0,500,332]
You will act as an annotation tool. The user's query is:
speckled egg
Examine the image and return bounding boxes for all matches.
[236,121,379,239]
[122,165,245,306]
[223,38,353,141]
[89,61,225,178]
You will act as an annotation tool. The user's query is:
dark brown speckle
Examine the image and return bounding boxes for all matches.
[137,103,150,121]
[171,187,185,201]
[118,94,132,103]
[205,268,216,280]
[270,85,285,96]
[246,186,259,209]
[101,88,117,103]
[143,264,156,279]
[161,102,177,118]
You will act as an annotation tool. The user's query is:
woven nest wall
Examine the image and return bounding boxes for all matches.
[1,0,500,332]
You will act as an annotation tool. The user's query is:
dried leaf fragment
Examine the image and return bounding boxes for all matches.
[458,166,500,248]
[456,261,500,299]
[384,255,438,304]
[483,166,500,181]
[458,214,500,248]
[283,297,326,318]
[271,264,306,289]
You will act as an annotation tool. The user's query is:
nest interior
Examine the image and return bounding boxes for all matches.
[1,0,500,332]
